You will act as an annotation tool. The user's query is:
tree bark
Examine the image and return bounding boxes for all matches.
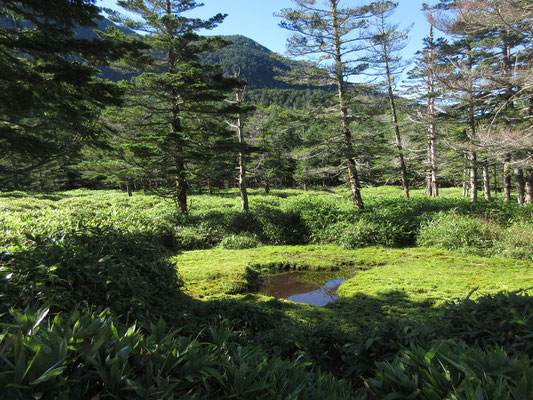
[482,163,490,201]
[167,0,188,214]
[493,165,498,198]
[388,86,409,199]
[425,26,438,197]
[462,153,469,197]
[470,151,477,202]
[331,0,364,209]
[466,43,477,203]
[525,168,533,204]
[427,102,438,197]
[234,81,249,211]
[515,168,525,205]
[504,154,512,202]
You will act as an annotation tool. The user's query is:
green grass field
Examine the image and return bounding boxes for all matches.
[1,187,532,398]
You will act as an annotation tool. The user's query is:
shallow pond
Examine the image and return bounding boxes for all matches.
[260,271,353,306]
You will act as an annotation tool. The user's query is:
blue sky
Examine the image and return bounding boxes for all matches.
[97,0,439,61]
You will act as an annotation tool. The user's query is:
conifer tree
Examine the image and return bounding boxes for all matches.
[110,0,240,213]
[0,0,141,185]
[277,0,373,209]
[363,0,411,198]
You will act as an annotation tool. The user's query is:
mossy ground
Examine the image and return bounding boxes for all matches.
[175,245,532,332]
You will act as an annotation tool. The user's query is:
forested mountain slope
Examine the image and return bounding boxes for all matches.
[199,34,297,89]
[72,19,297,90]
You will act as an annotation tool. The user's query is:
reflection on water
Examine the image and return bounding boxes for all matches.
[260,271,350,306]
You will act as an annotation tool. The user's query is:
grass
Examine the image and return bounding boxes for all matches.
[1,187,532,398]
[174,245,532,332]
[174,245,365,297]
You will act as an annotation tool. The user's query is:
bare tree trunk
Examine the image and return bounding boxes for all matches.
[424,25,438,198]
[504,154,512,202]
[515,168,525,205]
[482,163,490,201]
[426,170,432,196]
[470,151,477,202]
[175,173,188,214]
[167,0,188,214]
[427,118,438,197]
[493,165,498,198]
[208,179,213,195]
[265,180,270,194]
[462,153,469,197]
[465,43,477,203]
[384,56,409,198]
[526,168,533,204]
[238,139,249,211]
[331,0,364,209]
[127,182,133,197]
[233,80,249,212]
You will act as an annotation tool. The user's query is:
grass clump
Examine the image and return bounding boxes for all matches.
[0,224,185,326]
[1,187,531,257]
[351,290,533,399]
[0,309,354,399]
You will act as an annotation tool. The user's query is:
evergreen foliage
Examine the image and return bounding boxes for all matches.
[0,0,143,183]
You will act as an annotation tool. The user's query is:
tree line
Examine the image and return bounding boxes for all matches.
[1,0,532,212]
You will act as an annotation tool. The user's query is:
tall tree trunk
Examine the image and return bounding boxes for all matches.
[493,165,498,198]
[384,53,409,198]
[482,163,490,201]
[525,168,533,204]
[426,170,432,196]
[233,79,249,212]
[331,0,363,209]
[425,25,438,197]
[167,0,188,214]
[466,43,477,203]
[515,168,525,205]
[127,182,133,197]
[238,151,249,211]
[504,154,512,202]
[427,103,438,197]
[470,151,477,202]
[462,153,470,197]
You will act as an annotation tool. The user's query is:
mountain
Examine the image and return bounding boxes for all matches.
[70,18,335,106]
[200,35,296,90]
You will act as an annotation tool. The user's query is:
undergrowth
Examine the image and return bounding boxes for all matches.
[0,187,532,398]
[1,187,531,258]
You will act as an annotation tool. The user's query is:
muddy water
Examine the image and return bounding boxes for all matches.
[260,271,351,306]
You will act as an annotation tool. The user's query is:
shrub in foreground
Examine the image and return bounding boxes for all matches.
[0,310,354,399]
[0,225,185,325]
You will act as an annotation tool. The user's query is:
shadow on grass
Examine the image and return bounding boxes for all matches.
[178,208,310,246]
[0,225,190,328]
[189,188,306,199]
[0,191,68,201]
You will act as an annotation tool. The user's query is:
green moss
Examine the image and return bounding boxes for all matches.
[174,245,532,333]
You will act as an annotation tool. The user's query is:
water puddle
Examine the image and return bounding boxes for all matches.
[260,271,351,306]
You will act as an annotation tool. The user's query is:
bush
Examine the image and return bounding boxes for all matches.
[494,221,533,260]
[363,341,533,399]
[220,234,261,249]
[417,212,499,253]
[0,310,355,399]
[334,220,385,249]
[0,225,185,325]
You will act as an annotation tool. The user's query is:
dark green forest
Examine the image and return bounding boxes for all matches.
[1,0,532,398]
